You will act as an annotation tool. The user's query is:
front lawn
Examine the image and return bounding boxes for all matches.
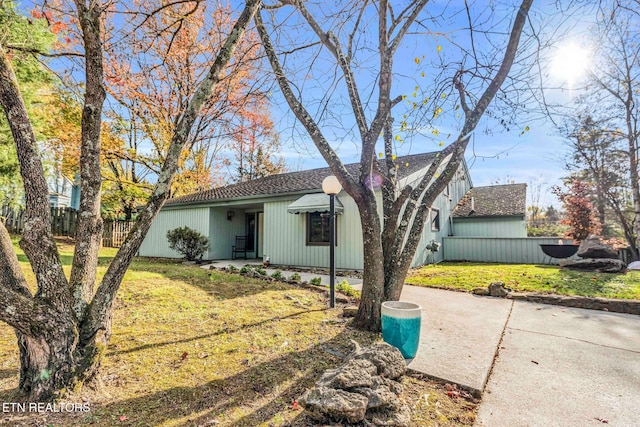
[0,239,477,426]
[407,262,640,300]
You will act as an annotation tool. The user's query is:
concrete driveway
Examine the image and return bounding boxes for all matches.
[389,285,640,426]
[475,302,640,426]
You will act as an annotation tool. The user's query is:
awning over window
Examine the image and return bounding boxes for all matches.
[287,193,344,214]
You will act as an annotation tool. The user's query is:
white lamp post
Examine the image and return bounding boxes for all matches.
[322,175,342,308]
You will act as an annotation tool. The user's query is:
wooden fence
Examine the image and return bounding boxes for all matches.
[102,220,135,248]
[1,206,134,248]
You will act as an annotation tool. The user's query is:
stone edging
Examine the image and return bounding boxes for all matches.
[507,292,640,315]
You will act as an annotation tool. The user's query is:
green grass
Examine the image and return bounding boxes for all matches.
[0,238,477,426]
[407,262,640,299]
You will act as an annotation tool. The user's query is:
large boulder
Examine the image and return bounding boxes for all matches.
[577,235,618,259]
[559,258,626,273]
[299,386,368,423]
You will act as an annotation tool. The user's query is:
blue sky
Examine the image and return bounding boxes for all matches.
[262,1,596,209]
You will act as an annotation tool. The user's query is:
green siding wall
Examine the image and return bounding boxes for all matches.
[443,237,575,264]
[263,192,365,269]
[411,164,472,267]
[139,207,210,258]
[452,217,526,238]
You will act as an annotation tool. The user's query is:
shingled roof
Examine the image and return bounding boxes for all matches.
[166,152,437,206]
[452,183,527,218]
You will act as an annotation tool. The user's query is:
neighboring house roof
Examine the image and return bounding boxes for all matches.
[166,152,437,206]
[452,183,527,218]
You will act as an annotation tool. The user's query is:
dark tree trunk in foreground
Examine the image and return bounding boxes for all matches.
[257,0,533,330]
[0,0,262,401]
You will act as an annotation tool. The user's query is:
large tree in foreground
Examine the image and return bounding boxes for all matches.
[256,0,534,330]
[0,0,262,401]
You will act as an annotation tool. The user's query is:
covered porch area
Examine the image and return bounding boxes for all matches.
[208,203,265,260]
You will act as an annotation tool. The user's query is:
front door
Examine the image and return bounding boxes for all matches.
[246,213,256,254]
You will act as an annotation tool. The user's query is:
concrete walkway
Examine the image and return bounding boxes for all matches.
[395,285,640,426]
[205,261,640,425]
[203,259,364,287]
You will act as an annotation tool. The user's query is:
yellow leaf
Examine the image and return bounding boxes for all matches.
[379,152,383,158]
[405,162,409,167]
[414,57,420,64]
[441,93,446,99]
[395,135,401,141]
[439,142,444,146]
[421,71,425,77]
[415,86,419,91]
[412,92,417,97]
[432,129,439,135]
[525,126,530,131]
[392,154,397,160]
[402,95,407,100]
[437,45,442,52]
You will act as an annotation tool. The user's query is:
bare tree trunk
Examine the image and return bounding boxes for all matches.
[353,193,385,331]
[69,0,106,318]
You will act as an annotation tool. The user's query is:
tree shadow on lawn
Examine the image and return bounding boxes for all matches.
[107,308,329,358]
[0,368,18,381]
[16,329,377,427]
[104,330,375,427]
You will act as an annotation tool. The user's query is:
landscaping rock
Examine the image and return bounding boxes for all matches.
[336,294,350,303]
[318,358,377,389]
[374,375,403,395]
[370,405,411,426]
[342,306,359,317]
[299,342,409,425]
[489,282,510,298]
[351,342,407,380]
[299,386,368,423]
[577,235,618,259]
[472,287,490,296]
[559,258,626,273]
[354,381,400,410]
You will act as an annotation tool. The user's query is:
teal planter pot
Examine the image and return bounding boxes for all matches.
[381,301,422,359]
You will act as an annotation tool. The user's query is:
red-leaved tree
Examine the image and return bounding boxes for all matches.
[553,179,601,242]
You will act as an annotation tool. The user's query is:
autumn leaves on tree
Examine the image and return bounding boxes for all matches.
[0,0,265,401]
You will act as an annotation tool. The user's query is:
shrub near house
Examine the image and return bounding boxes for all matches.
[167,226,209,261]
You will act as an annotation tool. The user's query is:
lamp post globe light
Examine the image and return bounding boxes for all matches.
[322,175,342,308]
